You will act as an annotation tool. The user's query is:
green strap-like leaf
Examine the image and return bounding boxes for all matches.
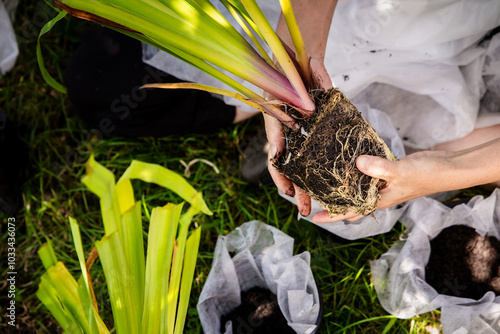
[142,203,183,334]
[82,155,120,236]
[221,0,276,68]
[118,160,212,215]
[120,201,146,311]
[36,10,67,94]
[76,276,110,334]
[69,217,103,334]
[40,155,211,334]
[117,28,265,105]
[38,241,58,270]
[37,277,74,331]
[143,82,295,124]
[167,206,199,334]
[235,0,314,111]
[278,0,312,87]
[37,262,91,333]
[173,226,201,334]
[57,0,304,111]
[96,232,142,334]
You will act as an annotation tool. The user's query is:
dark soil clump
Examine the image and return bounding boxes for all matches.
[220,287,295,334]
[273,88,396,215]
[425,225,500,300]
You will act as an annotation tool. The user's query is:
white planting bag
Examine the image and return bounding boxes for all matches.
[0,0,19,75]
[370,189,500,334]
[197,220,321,334]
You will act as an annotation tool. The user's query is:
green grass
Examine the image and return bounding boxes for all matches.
[0,2,492,333]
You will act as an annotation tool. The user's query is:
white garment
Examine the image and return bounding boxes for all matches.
[143,0,500,148]
[0,0,18,75]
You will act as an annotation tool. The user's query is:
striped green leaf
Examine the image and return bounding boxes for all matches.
[38,156,209,334]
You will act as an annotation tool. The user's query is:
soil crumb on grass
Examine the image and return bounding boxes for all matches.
[220,287,295,334]
[273,88,395,216]
[425,225,500,300]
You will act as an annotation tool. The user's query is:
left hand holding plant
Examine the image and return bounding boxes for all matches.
[265,58,333,217]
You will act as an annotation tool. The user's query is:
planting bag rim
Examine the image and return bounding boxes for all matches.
[197,220,322,334]
[370,188,500,334]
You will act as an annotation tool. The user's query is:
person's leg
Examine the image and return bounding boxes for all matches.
[0,110,28,214]
[233,108,259,124]
[65,27,240,137]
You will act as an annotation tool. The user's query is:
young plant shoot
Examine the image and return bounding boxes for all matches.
[51,0,396,215]
[37,157,211,334]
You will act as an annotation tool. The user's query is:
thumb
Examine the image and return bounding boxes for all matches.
[356,155,394,180]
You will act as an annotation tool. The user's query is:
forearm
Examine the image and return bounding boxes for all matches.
[444,138,500,189]
[276,0,338,61]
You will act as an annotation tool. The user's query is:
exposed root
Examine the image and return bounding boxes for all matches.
[273,88,396,216]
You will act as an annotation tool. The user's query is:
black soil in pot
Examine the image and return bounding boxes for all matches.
[220,287,295,334]
[425,225,500,300]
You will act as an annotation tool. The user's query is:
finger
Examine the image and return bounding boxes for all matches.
[346,214,366,222]
[264,113,285,154]
[356,155,395,181]
[269,163,295,197]
[294,185,311,216]
[264,113,296,196]
[311,210,363,223]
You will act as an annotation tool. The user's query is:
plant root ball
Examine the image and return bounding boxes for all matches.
[273,88,396,216]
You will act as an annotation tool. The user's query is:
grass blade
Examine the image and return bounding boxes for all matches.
[37,10,67,94]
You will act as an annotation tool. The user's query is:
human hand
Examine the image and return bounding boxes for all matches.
[311,150,454,223]
[264,58,332,217]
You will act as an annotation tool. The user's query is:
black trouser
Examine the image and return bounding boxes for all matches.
[65,27,235,137]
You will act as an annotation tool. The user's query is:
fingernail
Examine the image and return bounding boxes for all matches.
[357,156,371,171]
